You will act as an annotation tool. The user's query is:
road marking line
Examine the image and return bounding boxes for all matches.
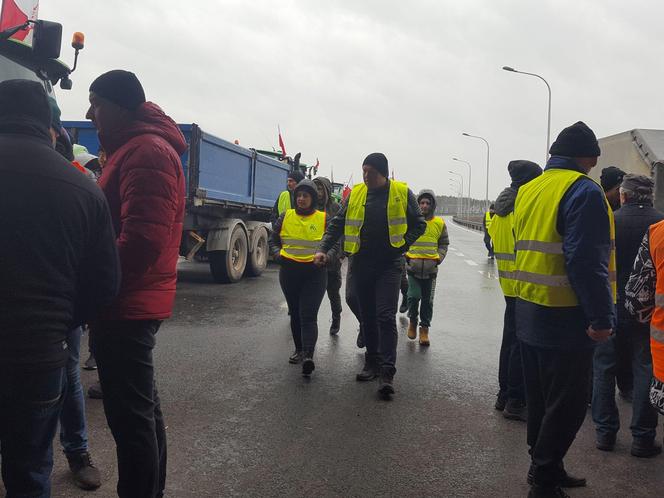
[458,252,465,257]
[465,260,478,266]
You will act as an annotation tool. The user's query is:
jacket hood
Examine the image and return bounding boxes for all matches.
[294,179,319,215]
[417,189,437,218]
[99,102,188,156]
[313,177,332,208]
[508,160,542,188]
[494,187,518,216]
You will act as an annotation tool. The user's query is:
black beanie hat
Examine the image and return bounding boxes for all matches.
[288,170,305,183]
[363,152,389,178]
[89,70,146,110]
[600,166,626,191]
[0,79,51,129]
[508,160,542,188]
[549,121,601,157]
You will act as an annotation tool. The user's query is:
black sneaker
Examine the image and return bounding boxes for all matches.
[289,351,303,364]
[527,468,586,488]
[495,392,508,411]
[527,485,569,498]
[503,399,527,422]
[596,433,616,452]
[631,439,662,458]
[356,355,379,381]
[83,353,97,370]
[302,356,315,376]
[329,314,341,336]
[66,451,101,490]
[356,328,365,349]
[378,371,395,397]
[87,381,103,399]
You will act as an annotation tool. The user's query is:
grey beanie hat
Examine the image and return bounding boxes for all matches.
[620,174,655,204]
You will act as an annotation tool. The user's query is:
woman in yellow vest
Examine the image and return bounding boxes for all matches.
[405,190,449,346]
[487,160,541,423]
[269,179,336,376]
[314,153,426,397]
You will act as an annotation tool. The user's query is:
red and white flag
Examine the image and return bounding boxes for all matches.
[0,0,39,42]
[278,125,287,158]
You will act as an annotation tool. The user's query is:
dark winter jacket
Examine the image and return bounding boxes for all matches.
[516,156,615,350]
[98,102,187,320]
[318,180,426,264]
[406,190,449,279]
[313,177,343,270]
[614,202,664,321]
[0,117,120,372]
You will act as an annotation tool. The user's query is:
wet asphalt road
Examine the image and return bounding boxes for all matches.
[40,219,663,497]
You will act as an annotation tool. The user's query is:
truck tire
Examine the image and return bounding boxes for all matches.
[245,227,268,277]
[209,226,248,283]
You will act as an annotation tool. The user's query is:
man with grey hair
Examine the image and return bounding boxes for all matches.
[592,174,664,457]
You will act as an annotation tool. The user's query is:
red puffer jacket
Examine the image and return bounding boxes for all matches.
[98,102,187,320]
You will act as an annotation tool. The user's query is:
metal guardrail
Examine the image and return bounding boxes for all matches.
[452,216,484,232]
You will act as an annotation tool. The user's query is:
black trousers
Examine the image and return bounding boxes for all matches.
[521,342,593,487]
[615,323,634,395]
[326,267,343,316]
[498,297,525,402]
[279,262,327,353]
[93,319,166,498]
[351,257,402,374]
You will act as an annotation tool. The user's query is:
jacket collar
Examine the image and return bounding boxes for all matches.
[545,156,585,174]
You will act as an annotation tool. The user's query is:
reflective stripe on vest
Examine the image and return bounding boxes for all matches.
[343,181,409,254]
[487,211,517,297]
[407,217,445,260]
[277,190,292,216]
[485,211,493,230]
[279,209,326,262]
[649,220,664,382]
[513,168,617,307]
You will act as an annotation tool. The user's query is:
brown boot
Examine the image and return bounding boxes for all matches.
[407,321,417,340]
[419,326,430,346]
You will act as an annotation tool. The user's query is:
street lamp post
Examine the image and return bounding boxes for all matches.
[452,157,472,215]
[449,171,464,219]
[462,133,490,210]
[449,179,462,216]
[502,66,552,164]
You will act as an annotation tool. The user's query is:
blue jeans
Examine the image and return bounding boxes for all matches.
[592,322,658,441]
[0,366,67,498]
[59,326,89,455]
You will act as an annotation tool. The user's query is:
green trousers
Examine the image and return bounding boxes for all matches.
[407,274,436,327]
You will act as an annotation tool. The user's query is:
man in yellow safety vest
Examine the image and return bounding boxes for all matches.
[488,160,542,423]
[405,190,449,346]
[513,122,615,497]
[314,153,426,398]
[271,170,305,226]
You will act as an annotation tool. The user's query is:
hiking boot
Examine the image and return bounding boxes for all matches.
[87,381,103,400]
[527,468,586,488]
[83,353,97,370]
[329,314,341,336]
[66,451,101,490]
[596,433,616,452]
[302,353,315,376]
[503,398,527,422]
[356,355,379,381]
[356,328,365,349]
[419,326,430,346]
[399,296,408,314]
[378,368,395,397]
[289,351,304,364]
[527,485,569,498]
[407,321,417,340]
[631,439,662,458]
[495,392,508,411]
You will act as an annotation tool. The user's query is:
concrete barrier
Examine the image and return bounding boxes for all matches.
[452,216,483,232]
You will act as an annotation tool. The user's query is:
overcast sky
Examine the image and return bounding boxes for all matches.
[42,0,664,200]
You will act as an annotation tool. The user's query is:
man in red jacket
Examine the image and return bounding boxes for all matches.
[86,70,187,498]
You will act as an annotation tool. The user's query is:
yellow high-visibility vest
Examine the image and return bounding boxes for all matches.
[344,181,409,254]
[279,209,326,263]
[277,190,292,216]
[407,217,445,260]
[488,212,517,297]
[485,211,494,231]
[513,168,617,307]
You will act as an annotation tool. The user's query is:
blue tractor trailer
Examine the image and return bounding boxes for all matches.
[64,121,290,283]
